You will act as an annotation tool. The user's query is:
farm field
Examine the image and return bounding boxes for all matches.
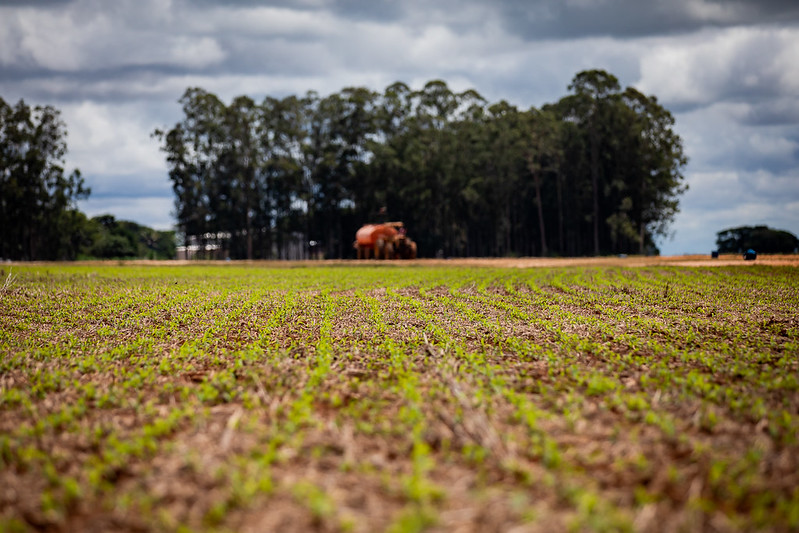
[1,261,798,532]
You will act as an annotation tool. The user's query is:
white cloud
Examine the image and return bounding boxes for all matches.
[14,8,96,70]
[749,133,798,161]
[682,171,743,207]
[61,102,165,173]
[673,101,799,176]
[168,36,226,68]
[2,0,227,72]
[0,12,24,65]
[773,36,799,93]
[637,26,799,107]
[202,5,339,37]
[681,168,799,213]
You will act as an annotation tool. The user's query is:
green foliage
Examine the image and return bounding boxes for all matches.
[716,225,799,254]
[79,214,176,259]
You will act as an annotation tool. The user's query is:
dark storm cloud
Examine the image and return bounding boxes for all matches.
[742,100,799,126]
[87,174,172,200]
[193,0,405,23]
[496,0,799,39]
[0,0,72,5]
[0,65,197,103]
[185,0,799,38]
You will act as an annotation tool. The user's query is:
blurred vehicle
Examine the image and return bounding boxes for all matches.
[354,222,417,259]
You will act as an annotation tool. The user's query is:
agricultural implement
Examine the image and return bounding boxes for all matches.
[354,221,417,259]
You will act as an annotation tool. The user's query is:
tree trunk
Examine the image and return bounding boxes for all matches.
[590,124,600,256]
[557,172,564,255]
[533,171,548,256]
[246,208,253,260]
[638,179,646,255]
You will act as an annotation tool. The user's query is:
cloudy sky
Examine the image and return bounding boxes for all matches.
[2,0,798,255]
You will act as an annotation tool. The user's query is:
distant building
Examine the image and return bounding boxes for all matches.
[176,232,230,260]
[175,231,316,260]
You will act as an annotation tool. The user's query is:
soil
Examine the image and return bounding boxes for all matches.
[1,260,797,532]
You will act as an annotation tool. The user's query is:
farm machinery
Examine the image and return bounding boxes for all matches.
[354,222,417,259]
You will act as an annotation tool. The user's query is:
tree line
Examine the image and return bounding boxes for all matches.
[1,96,174,260]
[716,226,799,254]
[2,69,688,261]
[155,69,688,259]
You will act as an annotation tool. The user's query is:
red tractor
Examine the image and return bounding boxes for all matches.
[354,222,417,259]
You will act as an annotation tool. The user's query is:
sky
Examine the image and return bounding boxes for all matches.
[1,0,798,256]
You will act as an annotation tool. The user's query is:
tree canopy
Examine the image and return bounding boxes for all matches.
[156,69,688,259]
[716,225,799,254]
[79,214,176,260]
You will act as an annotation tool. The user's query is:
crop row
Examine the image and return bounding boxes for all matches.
[1,263,797,532]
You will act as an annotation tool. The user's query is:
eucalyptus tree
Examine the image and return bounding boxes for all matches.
[446,89,489,256]
[155,88,226,256]
[334,86,380,254]
[559,70,621,255]
[620,88,688,253]
[289,90,352,258]
[555,70,687,255]
[481,100,528,256]
[0,97,88,260]
[522,107,564,256]
[258,94,307,256]
[158,89,272,259]
[365,80,455,256]
[217,95,261,259]
[293,90,327,255]
[360,81,414,225]
[405,80,466,256]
